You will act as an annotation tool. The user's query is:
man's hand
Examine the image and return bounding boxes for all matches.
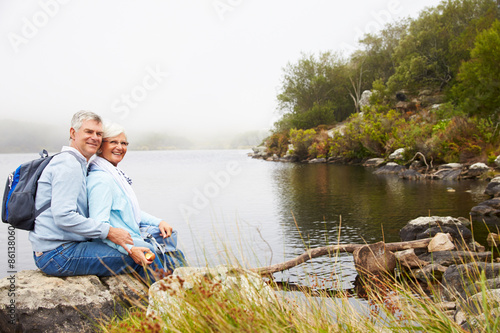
[158,220,173,238]
[107,227,133,254]
[130,247,155,265]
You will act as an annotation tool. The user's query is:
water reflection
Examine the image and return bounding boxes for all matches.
[270,162,491,287]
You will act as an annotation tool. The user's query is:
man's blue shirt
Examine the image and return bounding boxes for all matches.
[29,146,110,252]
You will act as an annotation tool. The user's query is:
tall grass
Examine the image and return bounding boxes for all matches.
[97,227,500,333]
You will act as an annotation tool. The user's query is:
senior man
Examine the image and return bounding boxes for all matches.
[29,111,153,279]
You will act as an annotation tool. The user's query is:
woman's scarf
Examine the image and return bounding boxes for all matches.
[90,156,142,225]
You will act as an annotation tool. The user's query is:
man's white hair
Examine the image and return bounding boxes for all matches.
[71,110,102,131]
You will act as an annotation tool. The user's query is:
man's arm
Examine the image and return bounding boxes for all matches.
[107,227,133,254]
[49,155,110,238]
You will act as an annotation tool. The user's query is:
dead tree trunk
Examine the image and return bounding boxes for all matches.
[250,238,433,276]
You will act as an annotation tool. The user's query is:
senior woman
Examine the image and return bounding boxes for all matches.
[87,123,186,275]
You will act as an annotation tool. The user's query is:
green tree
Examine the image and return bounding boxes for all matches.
[353,20,409,89]
[388,0,498,93]
[275,52,352,131]
[452,20,500,117]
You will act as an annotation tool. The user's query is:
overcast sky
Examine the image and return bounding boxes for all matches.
[0,0,444,143]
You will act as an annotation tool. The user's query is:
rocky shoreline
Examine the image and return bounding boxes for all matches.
[249,145,500,220]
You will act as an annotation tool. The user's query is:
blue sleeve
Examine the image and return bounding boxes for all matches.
[49,155,109,239]
[87,173,131,253]
[140,210,161,227]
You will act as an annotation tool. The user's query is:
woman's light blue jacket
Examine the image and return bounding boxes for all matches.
[87,167,161,255]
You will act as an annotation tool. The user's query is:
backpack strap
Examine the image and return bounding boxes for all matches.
[34,150,87,219]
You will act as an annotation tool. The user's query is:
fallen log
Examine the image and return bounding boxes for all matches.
[250,237,433,276]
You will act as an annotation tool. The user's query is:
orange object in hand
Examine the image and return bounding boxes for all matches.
[145,252,155,261]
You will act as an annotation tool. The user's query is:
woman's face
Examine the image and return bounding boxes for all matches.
[100,133,128,166]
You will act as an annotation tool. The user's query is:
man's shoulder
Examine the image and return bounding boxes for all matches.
[49,151,82,168]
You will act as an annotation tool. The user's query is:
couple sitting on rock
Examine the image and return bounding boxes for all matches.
[29,111,186,282]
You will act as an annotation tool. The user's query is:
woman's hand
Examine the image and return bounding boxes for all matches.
[158,220,173,238]
[130,247,155,265]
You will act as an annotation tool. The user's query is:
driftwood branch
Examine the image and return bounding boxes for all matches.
[250,238,432,276]
[408,152,432,173]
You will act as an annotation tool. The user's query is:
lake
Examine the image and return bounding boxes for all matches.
[0,150,493,290]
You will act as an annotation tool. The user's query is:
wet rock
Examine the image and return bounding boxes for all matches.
[470,203,500,216]
[279,155,298,162]
[439,163,463,170]
[399,216,472,251]
[442,262,500,301]
[485,177,500,197]
[250,146,268,159]
[462,162,490,179]
[363,158,385,168]
[373,162,406,175]
[454,289,500,330]
[418,251,491,267]
[431,168,462,180]
[473,197,500,212]
[308,158,326,163]
[400,169,425,180]
[411,264,447,282]
[394,249,429,269]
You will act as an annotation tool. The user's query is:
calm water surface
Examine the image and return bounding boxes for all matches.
[0,150,492,289]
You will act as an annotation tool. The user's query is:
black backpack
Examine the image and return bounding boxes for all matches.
[2,149,77,230]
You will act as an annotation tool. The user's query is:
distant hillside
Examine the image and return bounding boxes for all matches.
[0,119,268,152]
[0,119,66,153]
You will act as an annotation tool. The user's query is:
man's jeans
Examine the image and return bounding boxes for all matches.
[33,241,159,282]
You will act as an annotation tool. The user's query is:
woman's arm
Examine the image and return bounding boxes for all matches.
[88,173,134,254]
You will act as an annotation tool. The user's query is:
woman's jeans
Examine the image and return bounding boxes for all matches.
[33,241,160,282]
[140,225,188,272]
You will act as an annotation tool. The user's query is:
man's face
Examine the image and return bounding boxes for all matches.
[69,119,103,160]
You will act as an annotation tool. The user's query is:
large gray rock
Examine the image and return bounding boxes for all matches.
[147,265,276,319]
[411,264,447,282]
[373,162,406,175]
[418,251,492,267]
[454,289,500,330]
[363,158,385,168]
[485,177,500,197]
[0,270,147,333]
[399,216,472,251]
[442,262,500,301]
[400,169,425,180]
[461,163,490,179]
[430,168,462,180]
[470,203,500,216]
[388,148,405,161]
[471,198,500,216]
[250,146,268,159]
[358,90,373,109]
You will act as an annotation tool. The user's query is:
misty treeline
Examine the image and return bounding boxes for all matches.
[0,119,267,153]
[273,0,500,132]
